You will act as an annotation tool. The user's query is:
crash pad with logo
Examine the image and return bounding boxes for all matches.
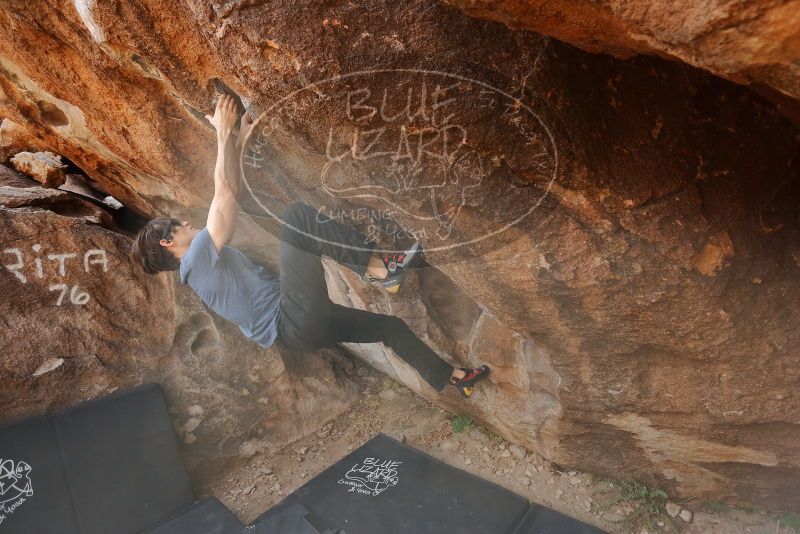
[0,384,194,534]
[252,433,529,534]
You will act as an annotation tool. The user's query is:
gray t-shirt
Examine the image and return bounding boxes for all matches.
[179,228,281,348]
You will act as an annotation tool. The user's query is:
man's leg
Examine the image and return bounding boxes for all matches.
[281,202,376,274]
[279,202,390,347]
[330,304,456,392]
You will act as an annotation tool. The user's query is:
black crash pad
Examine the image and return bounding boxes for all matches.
[52,384,195,534]
[511,504,606,534]
[248,494,340,534]
[0,384,194,534]
[0,416,80,533]
[143,497,243,534]
[268,433,530,534]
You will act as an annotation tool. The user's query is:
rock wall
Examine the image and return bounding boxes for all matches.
[441,0,800,118]
[1,0,799,511]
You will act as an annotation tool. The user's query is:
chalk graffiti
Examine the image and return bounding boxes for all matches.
[322,82,484,240]
[241,68,560,254]
[2,245,109,306]
[338,456,402,497]
[49,284,91,306]
[0,459,33,524]
[316,204,425,244]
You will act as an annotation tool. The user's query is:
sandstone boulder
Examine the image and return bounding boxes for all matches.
[0,0,798,512]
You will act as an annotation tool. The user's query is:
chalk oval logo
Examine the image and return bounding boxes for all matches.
[240,68,560,254]
[0,459,33,523]
[337,457,401,497]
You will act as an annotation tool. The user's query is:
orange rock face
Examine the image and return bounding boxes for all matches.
[0,0,799,511]
[442,0,800,110]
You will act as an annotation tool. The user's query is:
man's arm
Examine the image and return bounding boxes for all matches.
[205,95,242,252]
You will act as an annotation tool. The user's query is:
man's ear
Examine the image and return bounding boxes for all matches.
[159,238,173,248]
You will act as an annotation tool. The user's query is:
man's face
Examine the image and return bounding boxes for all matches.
[161,221,199,250]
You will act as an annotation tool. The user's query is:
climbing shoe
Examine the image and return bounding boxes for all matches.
[366,241,423,294]
[449,365,491,398]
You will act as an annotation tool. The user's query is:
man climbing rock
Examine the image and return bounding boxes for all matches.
[131,95,490,397]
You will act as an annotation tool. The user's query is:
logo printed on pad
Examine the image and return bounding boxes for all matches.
[338,457,401,496]
[0,459,33,524]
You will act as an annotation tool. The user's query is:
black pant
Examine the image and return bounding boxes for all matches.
[276,202,454,391]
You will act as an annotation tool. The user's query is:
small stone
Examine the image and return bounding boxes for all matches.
[271,483,281,493]
[679,509,693,522]
[555,490,564,499]
[570,477,581,485]
[665,502,680,518]
[568,471,577,476]
[509,444,526,460]
[379,389,397,401]
[244,484,256,495]
[465,458,472,465]
[257,467,274,477]
[104,196,123,209]
[188,405,204,417]
[183,418,202,433]
[441,437,460,453]
[657,520,665,527]
[184,432,196,444]
[10,151,67,187]
[500,450,511,458]
[32,358,64,377]
[483,447,490,452]
[498,444,506,450]
[522,477,531,486]
[536,465,544,472]
[298,446,308,455]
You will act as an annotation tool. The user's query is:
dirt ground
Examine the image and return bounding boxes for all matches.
[201,360,797,534]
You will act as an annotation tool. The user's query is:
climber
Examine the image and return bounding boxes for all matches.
[130,94,490,398]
